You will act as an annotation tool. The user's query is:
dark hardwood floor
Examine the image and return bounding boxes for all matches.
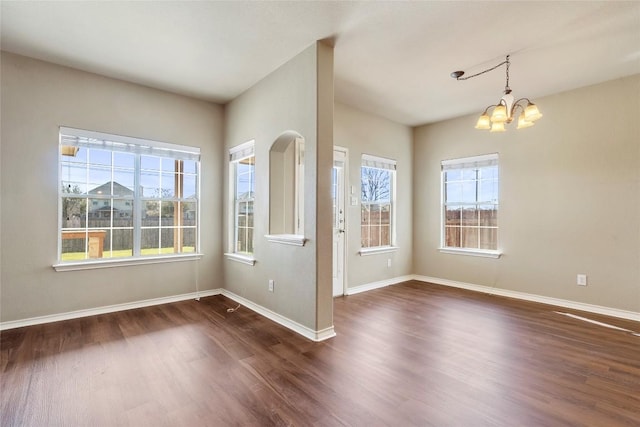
[1,281,639,426]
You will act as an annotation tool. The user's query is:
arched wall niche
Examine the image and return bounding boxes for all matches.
[268,130,305,244]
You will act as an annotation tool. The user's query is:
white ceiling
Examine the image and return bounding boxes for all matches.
[2,1,639,126]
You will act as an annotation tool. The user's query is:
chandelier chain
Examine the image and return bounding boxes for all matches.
[455,55,511,89]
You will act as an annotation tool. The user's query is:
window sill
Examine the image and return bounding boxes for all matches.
[224,253,256,266]
[359,246,399,256]
[438,248,502,259]
[265,234,306,246]
[53,253,204,272]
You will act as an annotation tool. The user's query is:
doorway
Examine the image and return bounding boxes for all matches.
[332,147,347,296]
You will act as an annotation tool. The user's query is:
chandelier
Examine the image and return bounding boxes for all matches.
[451,55,542,132]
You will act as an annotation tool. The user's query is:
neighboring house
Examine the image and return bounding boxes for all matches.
[87,181,133,219]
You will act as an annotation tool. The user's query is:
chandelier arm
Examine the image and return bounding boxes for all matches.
[513,97,533,106]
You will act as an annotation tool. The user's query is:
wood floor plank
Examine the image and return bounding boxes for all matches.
[1,280,639,426]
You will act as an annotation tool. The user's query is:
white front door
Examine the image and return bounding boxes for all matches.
[333,148,347,296]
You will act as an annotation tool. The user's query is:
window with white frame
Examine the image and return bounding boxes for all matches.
[441,153,499,253]
[229,141,255,255]
[58,127,200,263]
[361,154,396,248]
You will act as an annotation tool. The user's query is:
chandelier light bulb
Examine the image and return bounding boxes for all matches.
[517,113,534,129]
[475,114,491,130]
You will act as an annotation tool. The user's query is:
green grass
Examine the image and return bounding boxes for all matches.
[61,246,195,261]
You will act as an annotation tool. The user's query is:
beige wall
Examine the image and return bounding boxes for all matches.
[223,42,334,333]
[0,52,224,322]
[413,75,640,313]
[334,102,414,289]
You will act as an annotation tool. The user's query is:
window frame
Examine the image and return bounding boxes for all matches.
[54,127,202,271]
[225,140,256,265]
[439,153,501,258]
[359,154,397,255]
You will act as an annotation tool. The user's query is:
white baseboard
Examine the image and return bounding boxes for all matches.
[0,289,221,331]
[346,275,415,295]
[413,275,640,322]
[219,289,336,342]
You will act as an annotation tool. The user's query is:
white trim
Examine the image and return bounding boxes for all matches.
[60,126,200,159]
[53,253,204,272]
[346,275,414,295]
[359,246,399,256]
[265,234,306,246]
[224,253,256,266]
[229,139,255,162]
[220,290,336,342]
[413,275,640,322]
[0,289,220,331]
[438,247,502,259]
[441,152,498,169]
[362,153,397,170]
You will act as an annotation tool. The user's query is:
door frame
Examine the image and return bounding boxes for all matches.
[333,146,349,296]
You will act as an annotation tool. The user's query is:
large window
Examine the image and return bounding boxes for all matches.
[441,153,498,254]
[229,141,255,255]
[58,127,200,264]
[361,154,396,249]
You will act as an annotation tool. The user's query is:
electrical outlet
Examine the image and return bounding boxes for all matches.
[387,258,391,268]
[268,279,275,292]
[577,274,587,286]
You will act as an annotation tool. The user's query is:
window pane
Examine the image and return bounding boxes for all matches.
[67,147,87,163]
[113,170,135,194]
[480,165,498,181]
[445,226,460,247]
[161,228,176,253]
[161,173,176,197]
[183,175,197,198]
[381,224,391,246]
[113,152,135,169]
[462,169,477,180]
[361,167,390,203]
[141,170,160,197]
[480,206,498,227]
[445,182,463,203]
[460,227,478,249]
[370,225,381,247]
[141,228,160,253]
[445,206,461,226]
[361,203,371,225]
[182,227,196,252]
[143,200,159,219]
[88,198,112,223]
[478,179,498,203]
[361,225,370,247]
[105,229,133,258]
[88,149,111,166]
[444,170,462,182]
[88,167,111,192]
[380,204,390,225]
[183,160,197,174]
[182,201,197,222]
[62,197,87,227]
[112,199,133,227]
[479,228,497,250]
[141,155,160,171]
[162,158,176,172]
[461,181,478,203]
[461,206,478,226]
[61,163,87,192]
[161,202,175,226]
